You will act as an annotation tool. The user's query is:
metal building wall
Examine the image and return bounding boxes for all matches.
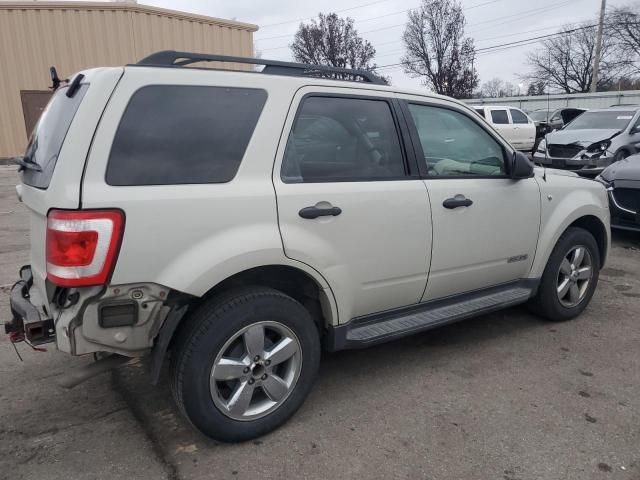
[465,90,640,111]
[0,2,257,158]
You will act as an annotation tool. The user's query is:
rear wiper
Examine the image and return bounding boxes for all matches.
[13,156,42,172]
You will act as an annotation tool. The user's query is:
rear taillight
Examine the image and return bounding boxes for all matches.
[46,209,125,287]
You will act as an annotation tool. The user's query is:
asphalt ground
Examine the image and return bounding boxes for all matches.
[1,164,639,480]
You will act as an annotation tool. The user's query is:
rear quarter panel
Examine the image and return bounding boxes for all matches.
[80,68,331,298]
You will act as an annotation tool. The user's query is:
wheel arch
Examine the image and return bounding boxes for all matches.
[530,197,610,279]
[567,215,608,268]
[150,264,338,385]
[614,146,633,159]
[195,264,338,331]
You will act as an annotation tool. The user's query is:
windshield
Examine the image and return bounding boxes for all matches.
[529,110,550,121]
[564,110,635,131]
[21,83,88,189]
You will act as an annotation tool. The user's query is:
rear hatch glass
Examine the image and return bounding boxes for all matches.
[20,83,89,189]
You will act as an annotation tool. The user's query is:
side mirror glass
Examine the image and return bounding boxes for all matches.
[511,151,534,180]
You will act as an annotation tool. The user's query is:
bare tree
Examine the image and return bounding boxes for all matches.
[608,5,640,75]
[526,83,537,96]
[502,81,516,97]
[401,0,478,98]
[290,13,378,80]
[481,78,503,98]
[599,75,640,91]
[523,22,626,93]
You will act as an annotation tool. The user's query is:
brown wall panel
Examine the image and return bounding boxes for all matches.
[0,2,256,158]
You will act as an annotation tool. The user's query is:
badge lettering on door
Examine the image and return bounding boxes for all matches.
[508,254,529,263]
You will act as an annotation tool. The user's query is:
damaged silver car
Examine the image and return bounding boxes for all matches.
[533,106,640,177]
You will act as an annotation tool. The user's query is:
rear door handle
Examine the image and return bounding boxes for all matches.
[299,206,342,219]
[443,195,473,209]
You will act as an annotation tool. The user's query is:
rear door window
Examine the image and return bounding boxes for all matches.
[490,109,510,124]
[106,85,267,186]
[510,109,529,124]
[281,96,406,183]
[21,83,89,189]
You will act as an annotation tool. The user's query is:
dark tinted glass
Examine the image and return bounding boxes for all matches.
[490,110,509,124]
[529,110,550,122]
[281,96,406,183]
[21,84,88,189]
[408,104,505,177]
[564,111,635,131]
[107,85,267,185]
[474,108,485,118]
[510,109,529,124]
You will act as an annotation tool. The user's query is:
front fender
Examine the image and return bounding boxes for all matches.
[529,180,609,278]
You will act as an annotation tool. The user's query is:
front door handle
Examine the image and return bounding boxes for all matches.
[443,195,473,209]
[299,206,342,219]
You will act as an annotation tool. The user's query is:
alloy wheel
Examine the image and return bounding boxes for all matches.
[556,245,593,308]
[210,321,302,421]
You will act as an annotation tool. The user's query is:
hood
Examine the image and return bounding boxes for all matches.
[534,166,579,178]
[546,128,621,146]
[600,154,640,182]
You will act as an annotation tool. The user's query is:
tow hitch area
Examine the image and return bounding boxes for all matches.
[7,266,56,347]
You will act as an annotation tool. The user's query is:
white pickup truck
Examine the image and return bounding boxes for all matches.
[474,105,537,152]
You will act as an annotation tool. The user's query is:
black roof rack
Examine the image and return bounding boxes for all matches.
[136,50,387,85]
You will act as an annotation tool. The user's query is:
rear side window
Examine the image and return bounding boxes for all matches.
[106,85,267,186]
[510,109,529,124]
[281,96,406,183]
[490,110,509,124]
[21,83,89,189]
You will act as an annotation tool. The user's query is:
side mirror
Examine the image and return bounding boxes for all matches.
[511,151,534,180]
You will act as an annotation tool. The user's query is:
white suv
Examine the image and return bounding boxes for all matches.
[8,51,610,442]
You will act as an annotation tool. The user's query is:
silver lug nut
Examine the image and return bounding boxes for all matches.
[248,378,255,385]
[254,355,260,362]
[261,374,268,380]
[265,360,271,366]
[243,367,250,373]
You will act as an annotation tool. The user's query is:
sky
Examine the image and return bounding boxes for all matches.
[143,0,631,91]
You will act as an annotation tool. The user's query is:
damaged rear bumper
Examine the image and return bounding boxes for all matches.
[6,265,189,358]
[7,266,55,346]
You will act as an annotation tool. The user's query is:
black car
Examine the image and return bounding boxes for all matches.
[597,154,640,231]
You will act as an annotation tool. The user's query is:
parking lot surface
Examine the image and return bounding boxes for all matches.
[1,164,639,480]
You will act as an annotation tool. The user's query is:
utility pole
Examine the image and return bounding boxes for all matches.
[590,0,607,92]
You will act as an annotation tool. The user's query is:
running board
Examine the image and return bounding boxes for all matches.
[327,280,537,351]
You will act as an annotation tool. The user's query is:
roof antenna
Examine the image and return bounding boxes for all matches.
[50,66,61,90]
[542,52,552,182]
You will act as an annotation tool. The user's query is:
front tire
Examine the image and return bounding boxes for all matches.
[528,227,600,321]
[170,287,321,442]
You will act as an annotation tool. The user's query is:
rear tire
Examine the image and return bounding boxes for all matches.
[528,227,600,322]
[170,286,321,442]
